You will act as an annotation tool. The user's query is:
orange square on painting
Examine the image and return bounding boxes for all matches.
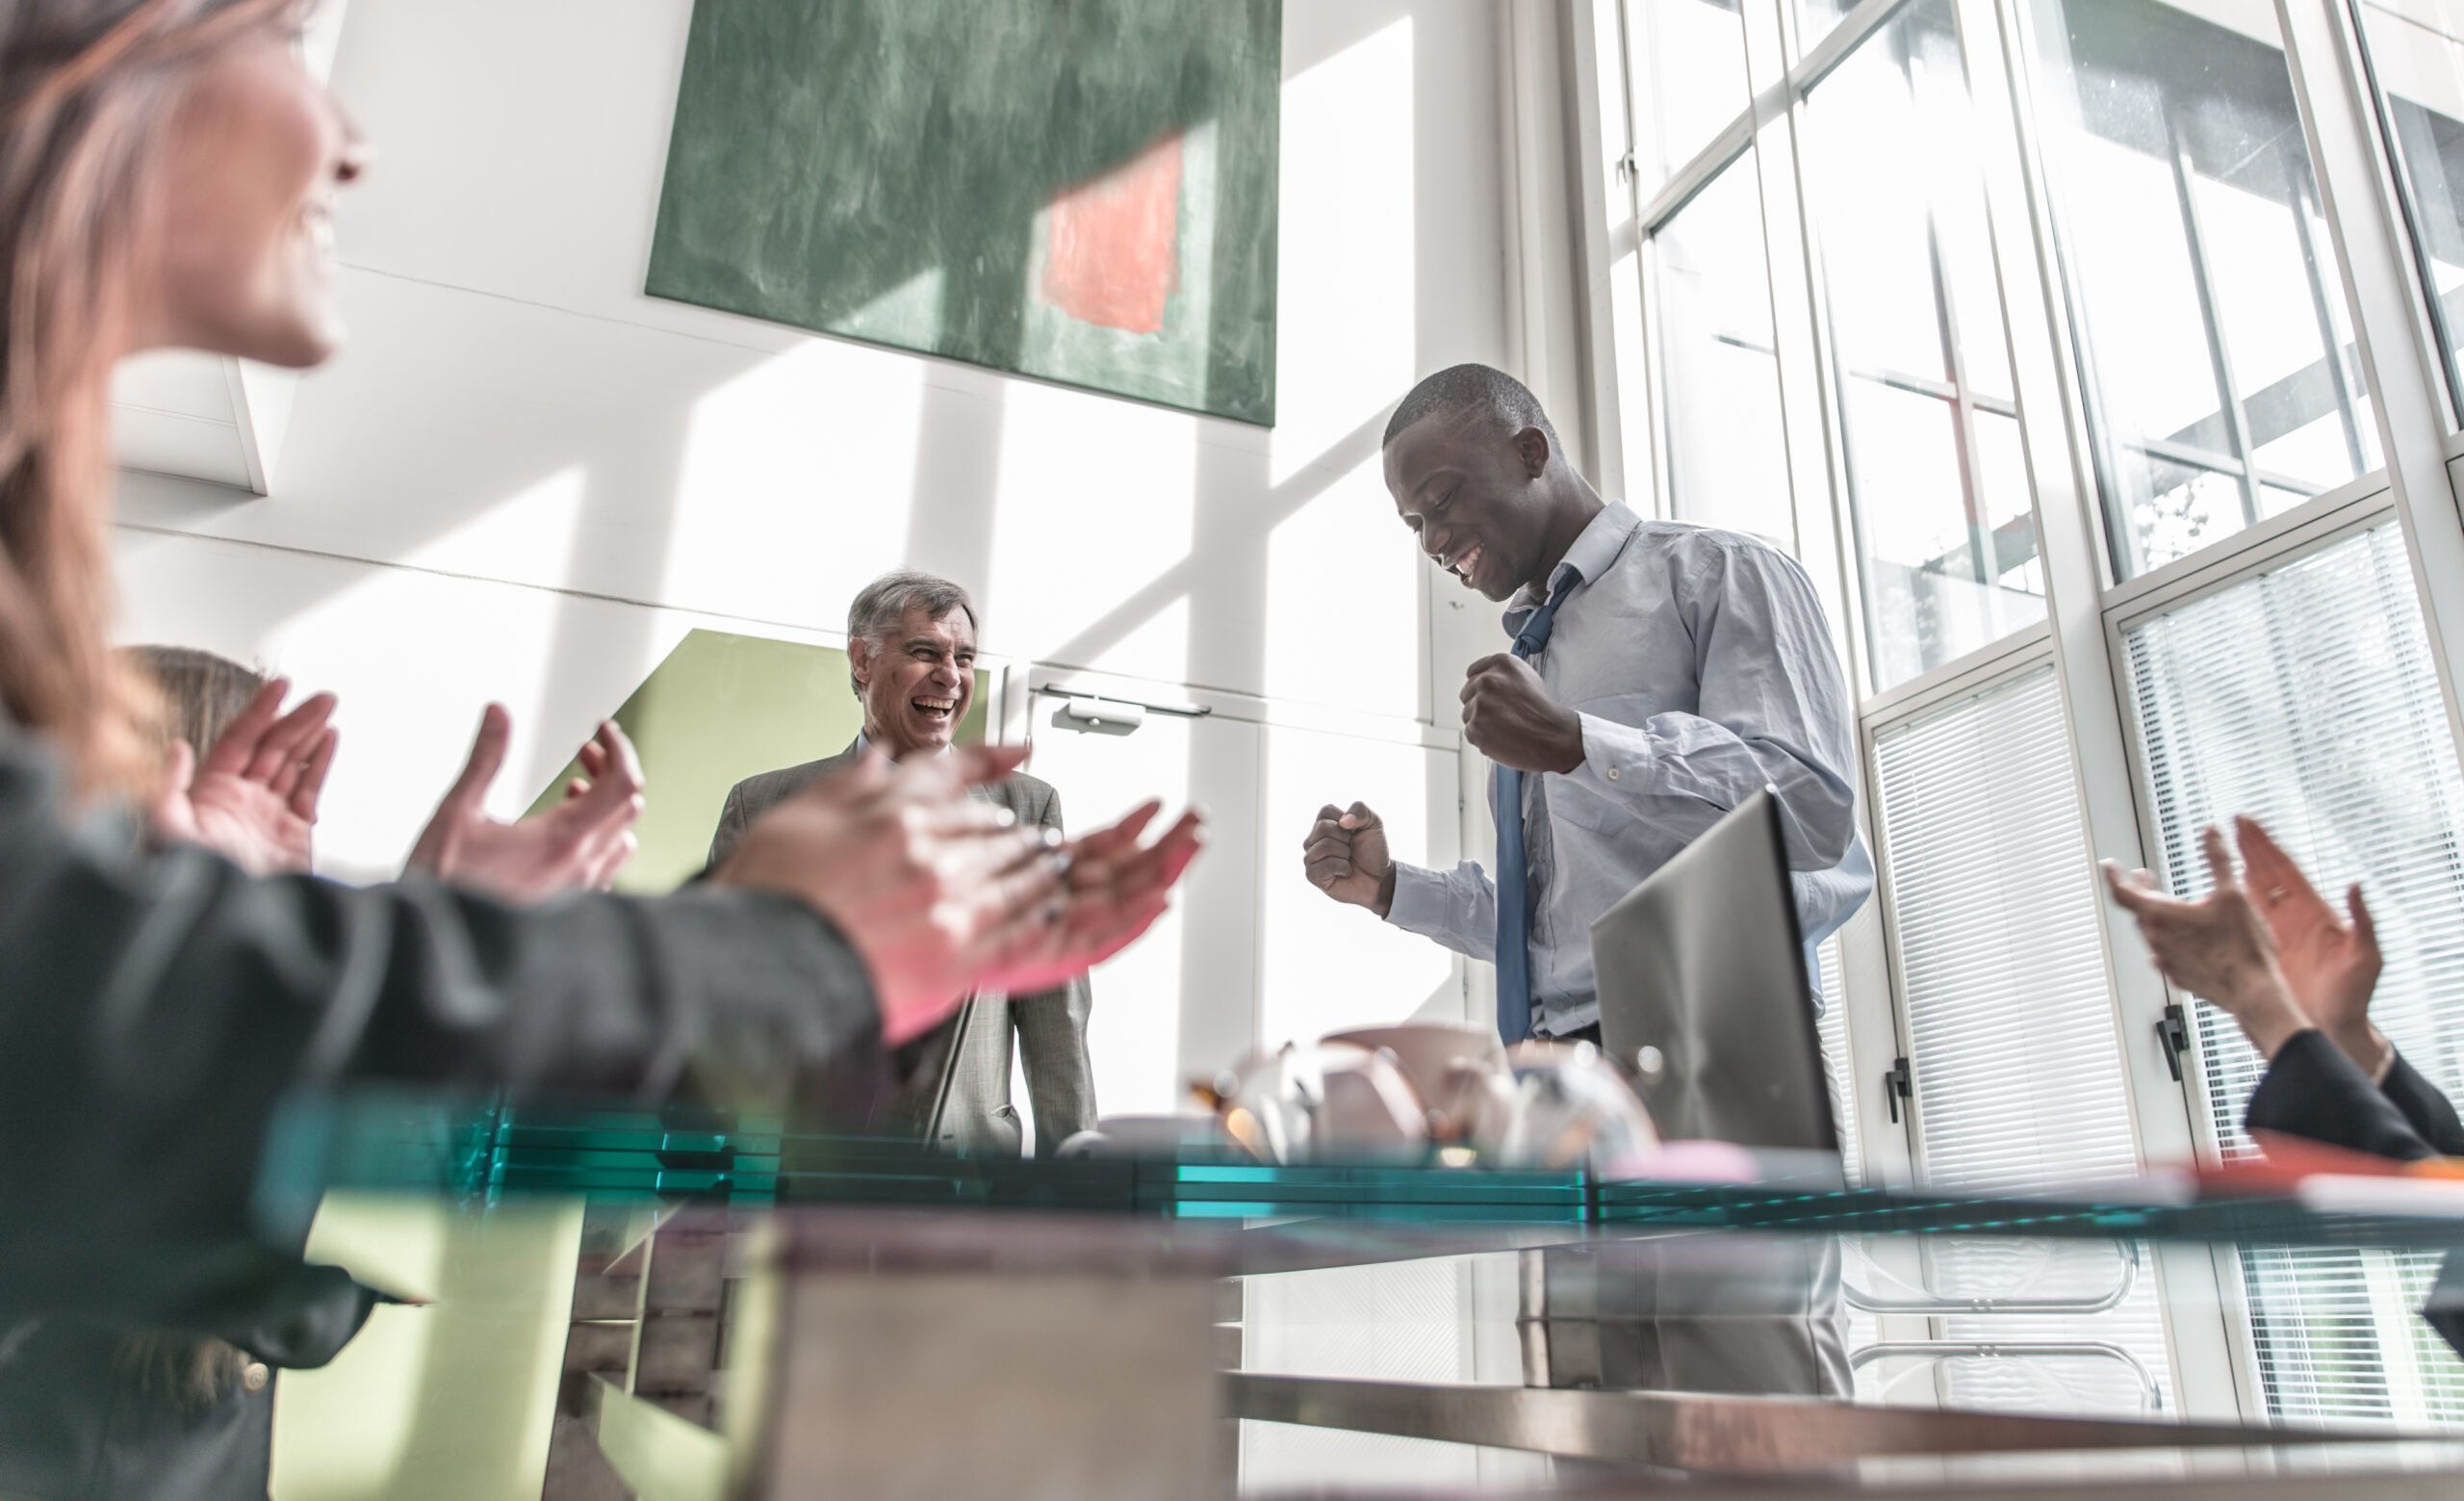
[1040,133,1184,336]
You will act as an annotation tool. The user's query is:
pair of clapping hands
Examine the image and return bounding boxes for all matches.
[147,682,1207,1049]
[2103,816,2386,1073]
[146,679,642,900]
[720,742,1204,1045]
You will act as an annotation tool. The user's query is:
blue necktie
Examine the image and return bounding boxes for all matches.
[1494,587,1570,1044]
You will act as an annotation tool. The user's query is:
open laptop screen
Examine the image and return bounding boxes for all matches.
[1588,789,1839,1152]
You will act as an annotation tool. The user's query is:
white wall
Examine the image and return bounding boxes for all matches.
[103,10,1523,1493]
[113,0,1513,1039]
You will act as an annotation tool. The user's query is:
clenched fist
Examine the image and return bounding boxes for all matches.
[1461,654,1585,774]
[1303,801,1395,916]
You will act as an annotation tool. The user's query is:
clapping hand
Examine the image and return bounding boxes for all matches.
[981,798,1205,996]
[406,705,645,901]
[2234,816,2386,1075]
[145,677,338,876]
[2102,826,2313,1059]
[712,745,1202,1045]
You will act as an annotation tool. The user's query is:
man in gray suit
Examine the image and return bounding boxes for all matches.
[708,571,1097,1156]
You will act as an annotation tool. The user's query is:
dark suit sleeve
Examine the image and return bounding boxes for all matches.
[2246,1034,2464,1363]
[1011,784,1098,1154]
[2380,1051,2464,1158]
[2374,1050,2464,1361]
[2245,1029,2438,1162]
[0,716,879,1331]
[707,781,750,871]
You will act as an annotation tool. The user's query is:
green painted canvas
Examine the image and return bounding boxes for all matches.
[526,629,986,894]
[646,0,1280,426]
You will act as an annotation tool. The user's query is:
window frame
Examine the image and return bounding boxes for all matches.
[1577,0,2464,1422]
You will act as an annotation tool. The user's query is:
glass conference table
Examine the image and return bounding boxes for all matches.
[262,1096,2464,1500]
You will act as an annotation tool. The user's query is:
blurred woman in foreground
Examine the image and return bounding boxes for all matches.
[0,0,1198,1348]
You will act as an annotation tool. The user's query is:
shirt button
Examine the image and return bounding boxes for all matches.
[242,1361,270,1393]
[1606,766,1620,781]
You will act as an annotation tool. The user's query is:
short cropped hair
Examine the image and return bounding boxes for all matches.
[1381,363,1560,453]
[123,645,267,756]
[846,570,978,696]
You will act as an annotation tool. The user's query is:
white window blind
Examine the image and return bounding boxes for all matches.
[2124,521,2464,1425]
[1872,665,2173,1412]
[1814,928,1896,1389]
[1815,932,1860,1186]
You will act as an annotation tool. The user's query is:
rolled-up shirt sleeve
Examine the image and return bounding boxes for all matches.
[1384,859,1498,963]
[1561,535,1858,872]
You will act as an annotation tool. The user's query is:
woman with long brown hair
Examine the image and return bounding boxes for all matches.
[0,2,1202,1495]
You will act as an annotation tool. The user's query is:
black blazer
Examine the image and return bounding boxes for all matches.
[2245,1029,2464,1359]
[0,1252,377,1501]
[0,709,886,1496]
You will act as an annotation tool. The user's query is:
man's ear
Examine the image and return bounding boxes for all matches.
[1513,425,1552,479]
[848,637,873,690]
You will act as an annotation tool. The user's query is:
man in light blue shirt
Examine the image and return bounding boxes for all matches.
[1303,363,1867,1399]
[1304,362,1873,1047]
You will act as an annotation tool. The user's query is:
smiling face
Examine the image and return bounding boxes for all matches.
[1384,411,1555,603]
[142,24,366,368]
[852,603,977,760]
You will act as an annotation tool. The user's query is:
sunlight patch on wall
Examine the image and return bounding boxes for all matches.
[1256,724,1456,1048]
[985,379,1198,677]
[1264,456,1423,718]
[1272,16,1414,487]
[661,339,928,629]
[401,464,587,583]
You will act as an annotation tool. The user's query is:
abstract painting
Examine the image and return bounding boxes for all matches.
[647,0,1281,426]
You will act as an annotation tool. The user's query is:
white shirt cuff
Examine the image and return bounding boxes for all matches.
[1384,862,1448,934]
[1566,712,1643,798]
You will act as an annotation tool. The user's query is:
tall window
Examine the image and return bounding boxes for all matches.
[1629,0,1753,194]
[1655,152,1795,542]
[2124,523,2464,1423]
[1610,0,2464,1426]
[2357,0,2464,419]
[1802,0,2045,688]
[1872,665,2172,1412]
[2028,0,2379,578]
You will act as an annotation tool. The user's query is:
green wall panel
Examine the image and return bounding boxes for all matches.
[527,629,987,894]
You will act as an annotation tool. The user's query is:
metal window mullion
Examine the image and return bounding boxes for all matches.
[2285,153,2371,476]
[1619,0,1684,522]
[1791,0,1921,98]
[1575,0,1651,510]
[2165,110,2266,529]
[1638,0,1921,237]
[2275,0,2464,817]
[1961,0,2239,1423]
[1878,0,2003,595]
[1917,33,2001,593]
[1789,33,1892,709]
[2341,0,2464,428]
[1750,0,1918,1209]
[2130,435,2248,479]
[1743,0,1861,677]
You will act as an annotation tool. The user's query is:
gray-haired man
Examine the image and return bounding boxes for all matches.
[708,571,1096,1156]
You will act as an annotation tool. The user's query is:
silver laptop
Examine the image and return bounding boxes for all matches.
[1589,789,1839,1152]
